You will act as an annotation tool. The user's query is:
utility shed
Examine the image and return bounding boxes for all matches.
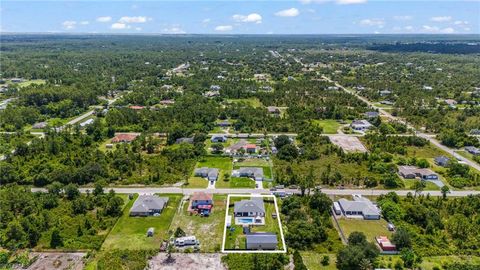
[246,233,278,250]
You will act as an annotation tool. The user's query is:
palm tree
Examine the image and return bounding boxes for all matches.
[359,258,373,270]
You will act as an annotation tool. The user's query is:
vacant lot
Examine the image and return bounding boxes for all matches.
[21,252,86,270]
[226,98,263,108]
[169,195,226,252]
[102,194,182,250]
[313,119,343,134]
[301,252,337,270]
[216,177,255,188]
[329,135,368,153]
[147,253,226,270]
[337,218,391,243]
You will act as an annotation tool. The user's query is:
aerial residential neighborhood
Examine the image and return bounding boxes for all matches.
[1,1,480,270]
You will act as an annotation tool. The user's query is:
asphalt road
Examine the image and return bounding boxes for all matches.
[30,187,480,197]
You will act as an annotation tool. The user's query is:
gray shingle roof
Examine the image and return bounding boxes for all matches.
[234,198,265,214]
[246,233,278,244]
[338,197,380,216]
[130,195,169,213]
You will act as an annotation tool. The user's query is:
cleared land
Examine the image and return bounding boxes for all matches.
[102,194,182,250]
[301,252,337,270]
[226,98,263,108]
[329,135,368,153]
[312,119,342,134]
[169,195,226,252]
[146,253,225,270]
[337,218,391,243]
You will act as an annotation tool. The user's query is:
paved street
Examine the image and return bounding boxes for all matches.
[30,187,480,197]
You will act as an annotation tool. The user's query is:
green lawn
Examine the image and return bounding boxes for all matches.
[404,179,441,191]
[169,195,226,252]
[102,194,182,250]
[185,177,209,188]
[337,218,391,243]
[226,98,263,108]
[216,177,255,188]
[301,252,337,270]
[312,119,343,134]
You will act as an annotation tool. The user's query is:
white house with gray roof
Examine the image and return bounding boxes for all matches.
[232,167,264,181]
[234,198,265,217]
[337,195,380,220]
[130,195,169,216]
[194,167,219,181]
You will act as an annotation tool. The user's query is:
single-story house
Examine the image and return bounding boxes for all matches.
[79,118,94,127]
[434,156,450,167]
[234,198,265,217]
[465,146,480,156]
[210,85,221,91]
[364,111,379,118]
[444,99,457,107]
[111,133,139,143]
[379,90,392,96]
[211,134,228,143]
[232,167,264,181]
[398,165,438,180]
[350,120,373,131]
[246,233,278,250]
[190,192,213,214]
[226,140,248,154]
[176,137,194,144]
[218,120,231,127]
[32,122,47,129]
[130,195,169,216]
[267,106,281,115]
[159,99,175,105]
[129,105,145,110]
[470,129,480,135]
[194,167,219,181]
[380,100,394,105]
[245,144,257,153]
[337,195,381,220]
[376,236,396,252]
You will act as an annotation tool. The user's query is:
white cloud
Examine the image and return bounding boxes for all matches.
[96,16,112,23]
[393,15,412,21]
[215,25,233,32]
[80,21,89,25]
[135,27,142,31]
[232,13,262,24]
[62,21,77,30]
[422,25,455,33]
[454,20,468,25]
[163,26,186,34]
[336,0,367,4]
[275,8,300,17]
[111,23,129,30]
[299,0,366,4]
[118,16,150,23]
[202,18,211,24]
[430,16,452,22]
[359,18,385,27]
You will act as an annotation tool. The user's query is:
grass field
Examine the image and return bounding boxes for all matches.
[312,119,343,134]
[102,194,182,250]
[375,255,480,270]
[301,252,337,270]
[404,179,441,190]
[216,177,256,188]
[337,218,391,243]
[226,98,263,108]
[186,156,233,188]
[186,177,208,188]
[169,195,226,252]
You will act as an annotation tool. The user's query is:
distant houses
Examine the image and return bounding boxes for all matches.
[398,165,438,180]
[211,134,228,143]
[111,133,139,143]
[176,137,194,144]
[364,111,379,118]
[434,156,450,167]
[32,122,47,129]
[267,106,281,116]
[465,146,480,156]
[232,167,264,181]
[336,195,381,220]
[379,90,392,96]
[194,167,219,182]
[130,195,169,216]
[350,120,373,131]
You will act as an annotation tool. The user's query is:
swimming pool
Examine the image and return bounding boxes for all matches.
[238,218,254,224]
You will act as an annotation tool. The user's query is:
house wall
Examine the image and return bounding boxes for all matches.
[246,241,276,250]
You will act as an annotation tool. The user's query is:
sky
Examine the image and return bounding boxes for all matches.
[1,1,479,34]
